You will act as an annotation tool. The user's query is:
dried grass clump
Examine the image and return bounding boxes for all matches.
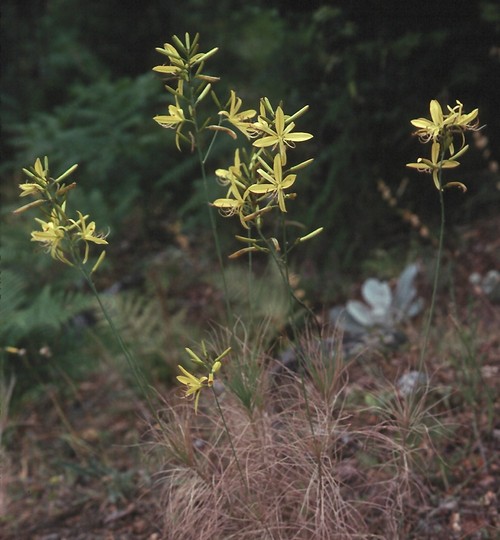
[152,336,429,539]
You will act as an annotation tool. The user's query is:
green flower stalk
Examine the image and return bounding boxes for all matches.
[152,32,219,151]
[407,100,479,192]
[153,33,237,326]
[406,99,479,365]
[15,157,156,412]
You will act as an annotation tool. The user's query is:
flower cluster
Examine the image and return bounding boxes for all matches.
[153,33,321,257]
[152,33,219,150]
[213,97,321,255]
[15,157,108,271]
[176,343,231,413]
[406,100,479,191]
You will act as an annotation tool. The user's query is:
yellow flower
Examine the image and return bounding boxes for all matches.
[69,211,108,264]
[31,215,70,265]
[411,99,479,152]
[176,345,229,413]
[215,149,244,187]
[213,189,249,228]
[153,43,186,77]
[253,106,312,165]
[408,100,478,192]
[406,141,463,191]
[213,150,253,227]
[154,103,185,129]
[248,154,297,212]
[447,100,479,129]
[19,182,46,197]
[153,101,186,150]
[411,100,449,143]
[219,90,257,139]
[33,157,48,179]
[176,365,209,414]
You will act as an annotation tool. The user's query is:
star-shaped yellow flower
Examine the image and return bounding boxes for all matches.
[219,91,257,139]
[176,365,209,414]
[154,103,185,129]
[69,211,108,264]
[247,154,297,212]
[153,101,186,150]
[411,99,479,152]
[253,106,312,165]
[406,141,464,191]
[31,214,70,265]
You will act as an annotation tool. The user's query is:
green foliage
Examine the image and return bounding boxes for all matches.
[91,289,194,381]
[0,270,91,345]
[0,215,96,396]
[9,74,179,230]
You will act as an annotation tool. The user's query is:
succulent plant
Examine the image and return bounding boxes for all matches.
[329,264,424,342]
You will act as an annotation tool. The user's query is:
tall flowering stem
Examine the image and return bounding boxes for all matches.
[154,34,324,497]
[153,34,323,337]
[15,158,155,411]
[406,100,479,366]
[212,97,322,333]
[152,33,235,325]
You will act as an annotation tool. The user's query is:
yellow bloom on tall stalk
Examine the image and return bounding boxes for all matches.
[176,365,210,414]
[253,106,313,165]
[153,34,219,86]
[69,211,108,264]
[406,141,464,191]
[219,90,257,139]
[248,154,297,213]
[410,99,479,152]
[31,212,70,265]
[213,183,249,228]
[153,101,186,150]
[407,99,479,191]
[16,157,108,271]
[176,346,227,413]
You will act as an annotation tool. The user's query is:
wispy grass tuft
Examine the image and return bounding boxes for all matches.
[152,332,431,539]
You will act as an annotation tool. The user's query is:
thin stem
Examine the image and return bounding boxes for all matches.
[247,226,254,331]
[77,264,156,414]
[212,388,248,493]
[419,154,446,370]
[212,388,275,539]
[19,354,90,457]
[255,222,321,337]
[257,217,324,491]
[187,82,233,328]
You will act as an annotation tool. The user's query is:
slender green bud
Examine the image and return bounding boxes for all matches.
[195,83,212,105]
[13,199,46,214]
[192,47,219,65]
[297,227,324,243]
[286,105,309,123]
[54,163,78,183]
[214,347,232,363]
[185,347,206,366]
[91,250,107,274]
[234,235,259,243]
[287,158,314,172]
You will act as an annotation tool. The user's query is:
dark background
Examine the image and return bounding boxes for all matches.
[1,1,499,378]
[2,0,498,264]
